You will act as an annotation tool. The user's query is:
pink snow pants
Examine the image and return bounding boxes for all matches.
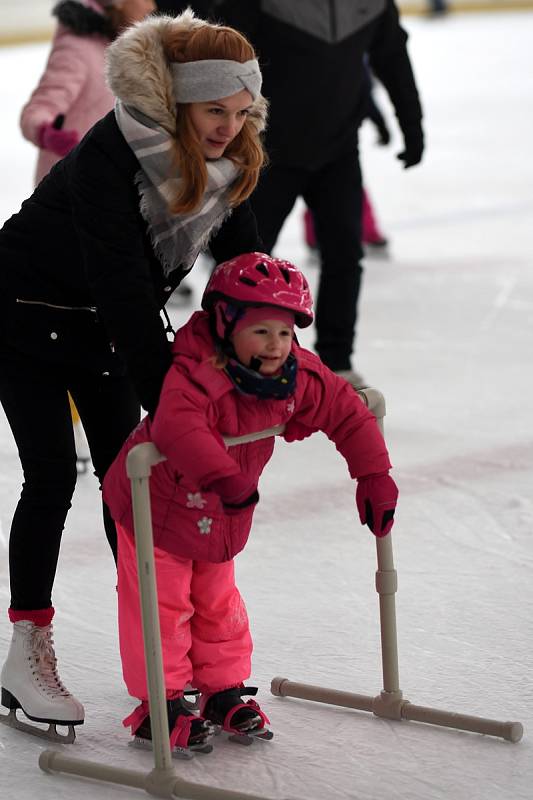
[117,523,253,700]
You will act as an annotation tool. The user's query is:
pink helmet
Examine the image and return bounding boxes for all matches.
[202,252,314,328]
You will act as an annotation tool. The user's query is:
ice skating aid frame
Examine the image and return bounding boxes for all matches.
[38,387,523,797]
[270,387,523,744]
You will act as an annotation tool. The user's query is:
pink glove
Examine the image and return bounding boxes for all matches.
[208,473,259,516]
[38,123,79,157]
[356,473,398,537]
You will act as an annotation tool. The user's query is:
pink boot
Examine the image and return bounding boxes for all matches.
[303,208,317,249]
[362,189,388,248]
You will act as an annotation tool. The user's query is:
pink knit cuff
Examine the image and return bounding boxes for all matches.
[8,607,55,626]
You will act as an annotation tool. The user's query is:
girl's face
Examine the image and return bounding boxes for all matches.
[188,89,253,159]
[115,0,155,24]
[231,319,294,376]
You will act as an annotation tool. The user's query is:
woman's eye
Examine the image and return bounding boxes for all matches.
[208,108,223,115]
[239,109,250,117]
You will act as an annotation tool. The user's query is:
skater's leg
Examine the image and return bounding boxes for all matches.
[117,527,214,755]
[189,560,252,693]
[116,524,195,699]
[0,344,77,611]
[250,163,305,252]
[189,562,269,737]
[304,149,364,373]
[70,374,140,560]
[0,344,83,733]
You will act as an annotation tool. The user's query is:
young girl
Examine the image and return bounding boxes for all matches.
[0,10,266,741]
[103,252,399,756]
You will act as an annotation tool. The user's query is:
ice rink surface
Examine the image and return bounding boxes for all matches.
[0,10,532,800]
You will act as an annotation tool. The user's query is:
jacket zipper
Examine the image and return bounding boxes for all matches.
[16,298,97,313]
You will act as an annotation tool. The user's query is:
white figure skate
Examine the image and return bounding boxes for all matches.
[0,621,84,743]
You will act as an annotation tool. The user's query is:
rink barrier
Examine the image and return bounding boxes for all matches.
[269,389,524,744]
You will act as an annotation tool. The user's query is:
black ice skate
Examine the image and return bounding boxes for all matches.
[123,695,215,760]
[0,621,84,743]
[200,685,273,745]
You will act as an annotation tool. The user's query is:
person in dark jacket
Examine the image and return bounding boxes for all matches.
[0,9,266,742]
[211,0,424,387]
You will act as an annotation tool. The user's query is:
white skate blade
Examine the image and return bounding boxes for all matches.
[129,735,213,759]
[226,716,274,745]
[0,708,76,743]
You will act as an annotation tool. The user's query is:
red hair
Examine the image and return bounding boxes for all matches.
[161,24,266,214]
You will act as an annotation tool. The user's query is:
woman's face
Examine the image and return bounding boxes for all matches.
[115,0,156,24]
[188,89,253,159]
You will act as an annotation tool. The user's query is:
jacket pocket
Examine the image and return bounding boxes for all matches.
[5,299,126,376]
[153,482,226,562]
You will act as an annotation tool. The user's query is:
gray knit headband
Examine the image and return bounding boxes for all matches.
[170,58,262,103]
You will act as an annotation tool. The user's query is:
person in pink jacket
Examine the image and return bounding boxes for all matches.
[20,0,155,186]
[103,252,399,757]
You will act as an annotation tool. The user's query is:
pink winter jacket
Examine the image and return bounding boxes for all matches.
[103,312,392,563]
[20,24,113,185]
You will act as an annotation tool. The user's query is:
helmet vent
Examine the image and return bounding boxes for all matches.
[239,276,258,287]
[255,262,269,277]
[280,267,291,284]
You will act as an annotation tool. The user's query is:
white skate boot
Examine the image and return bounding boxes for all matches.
[0,621,84,743]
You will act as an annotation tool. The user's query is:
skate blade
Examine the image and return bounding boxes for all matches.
[130,736,213,759]
[0,708,76,743]
[227,723,274,745]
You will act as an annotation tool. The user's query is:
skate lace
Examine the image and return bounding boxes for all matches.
[29,624,71,698]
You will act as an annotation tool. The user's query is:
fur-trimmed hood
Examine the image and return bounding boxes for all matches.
[106,10,268,137]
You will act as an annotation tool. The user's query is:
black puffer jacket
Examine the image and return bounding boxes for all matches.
[0,112,261,415]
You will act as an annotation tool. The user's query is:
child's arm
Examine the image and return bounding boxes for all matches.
[150,369,257,505]
[285,359,398,536]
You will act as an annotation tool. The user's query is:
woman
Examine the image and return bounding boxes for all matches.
[20,0,156,472]
[0,9,267,742]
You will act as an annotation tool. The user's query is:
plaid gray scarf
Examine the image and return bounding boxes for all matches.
[115,101,240,276]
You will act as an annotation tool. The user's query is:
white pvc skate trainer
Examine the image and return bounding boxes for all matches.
[0,621,84,743]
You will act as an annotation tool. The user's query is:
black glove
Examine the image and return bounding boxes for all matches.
[397,125,424,169]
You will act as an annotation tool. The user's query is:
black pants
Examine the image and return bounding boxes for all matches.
[250,149,364,371]
[0,342,140,610]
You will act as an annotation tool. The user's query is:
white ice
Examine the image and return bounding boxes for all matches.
[1,10,532,800]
